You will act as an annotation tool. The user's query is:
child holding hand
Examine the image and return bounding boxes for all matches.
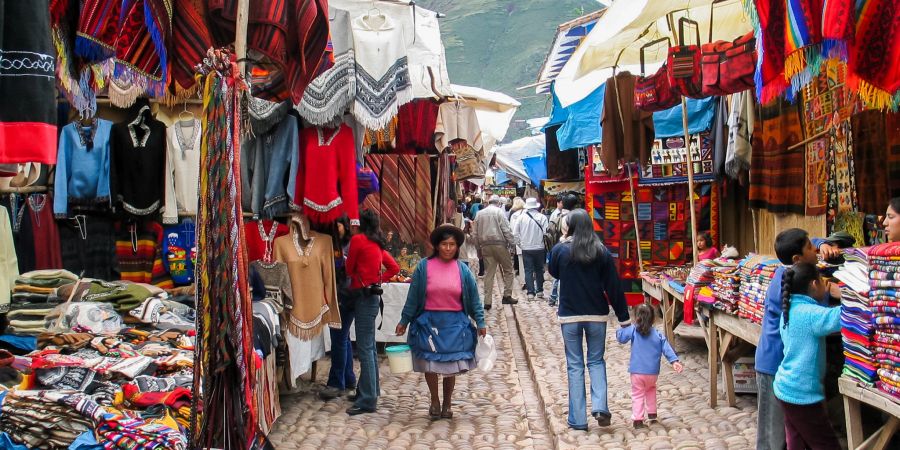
[616,304,684,428]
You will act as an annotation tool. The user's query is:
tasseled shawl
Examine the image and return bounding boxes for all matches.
[296,8,356,126]
[350,14,413,130]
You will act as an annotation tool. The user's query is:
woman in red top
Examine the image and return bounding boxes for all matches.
[345,210,399,415]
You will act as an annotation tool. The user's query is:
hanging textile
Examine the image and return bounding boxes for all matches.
[748,0,790,103]
[191,50,256,449]
[169,0,213,99]
[544,125,581,181]
[294,125,359,225]
[599,72,654,176]
[0,0,58,164]
[414,156,434,244]
[748,100,806,214]
[297,8,356,126]
[805,138,828,216]
[350,13,414,130]
[113,0,174,96]
[396,99,440,155]
[851,110,890,214]
[783,0,825,92]
[826,121,858,225]
[207,0,329,103]
[848,0,900,110]
[363,155,434,246]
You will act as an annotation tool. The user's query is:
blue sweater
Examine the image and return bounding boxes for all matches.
[616,325,679,375]
[773,294,842,405]
[54,120,113,218]
[399,259,485,329]
[548,241,630,325]
[754,238,826,375]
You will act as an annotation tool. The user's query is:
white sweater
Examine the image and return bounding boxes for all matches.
[163,119,202,224]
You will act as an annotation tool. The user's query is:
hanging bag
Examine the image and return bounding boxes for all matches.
[667,18,705,99]
[451,141,485,181]
[701,31,757,96]
[634,37,682,112]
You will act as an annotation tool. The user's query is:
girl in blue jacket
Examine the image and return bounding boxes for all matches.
[773,262,842,450]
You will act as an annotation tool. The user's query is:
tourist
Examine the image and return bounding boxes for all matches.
[473,195,517,309]
[396,224,486,420]
[696,231,719,260]
[345,210,400,416]
[320,216,356,401]
[616,304,684,429]
[509,197,525,280]
[754,228,841,450]
[513,198,549,300]
[882,197,900,242]
[774,262,842,450]
[548,209,631,431]
[548,194,577,307]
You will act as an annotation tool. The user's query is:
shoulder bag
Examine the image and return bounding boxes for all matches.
[634,37,681,112]
[667,18,705,99]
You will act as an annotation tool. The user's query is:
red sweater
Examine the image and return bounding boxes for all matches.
[294,125,359,225]
[346,234,400,289]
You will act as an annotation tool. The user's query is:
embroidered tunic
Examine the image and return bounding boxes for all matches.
[274,228,340,341]
[110,105,167,217]
[294,125,359,225]
[163,118,202,224]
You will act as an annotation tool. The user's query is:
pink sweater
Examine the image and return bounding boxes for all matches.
[425,258,463,311]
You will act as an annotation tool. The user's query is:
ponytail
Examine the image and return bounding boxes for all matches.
[781,268,794,329]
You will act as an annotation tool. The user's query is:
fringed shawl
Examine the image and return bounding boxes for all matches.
[296,8,356,126]
[849,0,900,110]
[749,0,791,103]
[114,0,173,97]
[350,14,414,130]
[783,0,825,93]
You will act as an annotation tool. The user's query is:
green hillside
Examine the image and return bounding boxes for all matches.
[417,0,601,140]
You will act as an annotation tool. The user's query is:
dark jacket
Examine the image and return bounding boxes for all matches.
[548,240,630,325]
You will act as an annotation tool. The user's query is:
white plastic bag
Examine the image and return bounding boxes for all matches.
[475,334,497,372]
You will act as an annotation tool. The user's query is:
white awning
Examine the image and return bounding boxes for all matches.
[450,84,521,154]
[489,134,545,184]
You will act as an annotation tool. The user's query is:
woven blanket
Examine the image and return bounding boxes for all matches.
[750,0,790,102]
[749,100,805,214]
[170,0,212,96]
[849,0,900,110]
[115,0,173,96]
[869,242,900,257]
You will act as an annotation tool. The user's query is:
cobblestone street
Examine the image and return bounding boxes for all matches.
[270,286,758,449]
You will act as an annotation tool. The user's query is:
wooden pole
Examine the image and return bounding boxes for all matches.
[627,163,645,272]
[682,97,699,265]
[235,0,250,74]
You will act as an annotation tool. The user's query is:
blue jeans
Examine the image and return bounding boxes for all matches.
[561,321,609,429]
[353,294,380,411]
[756,372,786,450]
[522,249,545,296]
[327,298,357,390]
[550,279,560,302]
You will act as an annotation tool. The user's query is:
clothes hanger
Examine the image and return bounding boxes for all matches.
[178,100,194,124]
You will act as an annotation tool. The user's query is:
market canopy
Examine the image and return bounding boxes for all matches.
[553,0,752,106]
[490,134,545,185]
[450,84,521,154]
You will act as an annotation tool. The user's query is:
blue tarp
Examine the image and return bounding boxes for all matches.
[545,82,718,150]
[522,156,547,188]
[494,169,509,185]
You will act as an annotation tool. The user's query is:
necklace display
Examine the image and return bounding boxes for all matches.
[257,220,279,263]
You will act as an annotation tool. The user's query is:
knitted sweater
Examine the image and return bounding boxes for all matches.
[110,105,167,217]
[294,125,359,225]
[773,294,842,405]
[53,120,113,218]
[548,241,631,325]
[163,119,201,224]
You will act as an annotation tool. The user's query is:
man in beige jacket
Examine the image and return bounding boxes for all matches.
[472,195,518,309]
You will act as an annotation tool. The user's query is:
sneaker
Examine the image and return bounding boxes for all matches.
[633,420,645,429]
[536,293,545,299]
[593,412,611,427]
[501,296,518,305]
[319,386,342,401]
[526,293,535,301]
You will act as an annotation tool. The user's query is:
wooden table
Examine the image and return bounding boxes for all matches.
[703,307,761,408]
[642,279,686,344]
[839,377,900,450]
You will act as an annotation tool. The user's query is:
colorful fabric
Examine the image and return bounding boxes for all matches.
[170,0,212,96]
[114,0,173,96]
[116,221,173,288]
[783,0,824,93]
[749,0,790,103]
[748,100,805,214]
[848,0,900,110]
[395,99,441,155]
[75,0,121,61]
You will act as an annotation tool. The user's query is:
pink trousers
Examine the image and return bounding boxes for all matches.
[631,373,658,421]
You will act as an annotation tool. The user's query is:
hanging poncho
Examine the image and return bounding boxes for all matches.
[297,8,357,126]
[350,13,414,130]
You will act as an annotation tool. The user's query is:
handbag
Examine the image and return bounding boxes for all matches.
[451,141,485,181]
[701,31,756,96]
[667,18,705,99]
[634,37,681,112]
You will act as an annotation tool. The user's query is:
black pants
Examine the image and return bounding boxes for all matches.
[778,399,841,450]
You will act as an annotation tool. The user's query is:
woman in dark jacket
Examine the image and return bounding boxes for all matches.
[396,224,486,420]
[320,216,355,400]
[345,210,399,415]
[548,209,631,431]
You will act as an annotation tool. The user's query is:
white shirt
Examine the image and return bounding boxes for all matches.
[163,119,202,224]
[513,209,549,251]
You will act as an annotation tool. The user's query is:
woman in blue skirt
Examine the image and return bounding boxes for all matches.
[396,224,487,420]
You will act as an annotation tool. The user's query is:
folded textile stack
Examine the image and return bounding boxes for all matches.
[710,263,741,312]
[867,243,900,400]
[834,248,877,385]
[0,390,94,449]
[56,280,168,316]
[5,270,78,335]
[737,255,780,324]
[685,260,717,288]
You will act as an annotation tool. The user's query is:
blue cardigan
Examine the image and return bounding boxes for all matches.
[399,258,486,329]
[53,120,113,218]
[773,294,841,405]
[616,325,679,375]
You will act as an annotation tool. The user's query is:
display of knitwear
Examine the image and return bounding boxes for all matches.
[53,120,114,218]
[294,125,360,225]
[110,103,168,217]
[115,221,173,289]
[735,254,780,324]
[163,118,202,224]
[0,0,58,165]
[350,13,414,130]
[241,111,299,218]
[273,224,340,341]
[866,242,900,400]
[4,271,75,335]
[297,8,357,126]
[836,248,878,385]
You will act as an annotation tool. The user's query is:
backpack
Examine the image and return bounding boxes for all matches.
[545,211,567,252]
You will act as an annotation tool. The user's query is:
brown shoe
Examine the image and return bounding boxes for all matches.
[648,413,658,422]
[633,420,645,429]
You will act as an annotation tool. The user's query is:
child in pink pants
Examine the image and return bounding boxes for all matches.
[616,304,684,428]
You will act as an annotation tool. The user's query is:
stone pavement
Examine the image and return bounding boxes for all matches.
[271,280,759,449]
